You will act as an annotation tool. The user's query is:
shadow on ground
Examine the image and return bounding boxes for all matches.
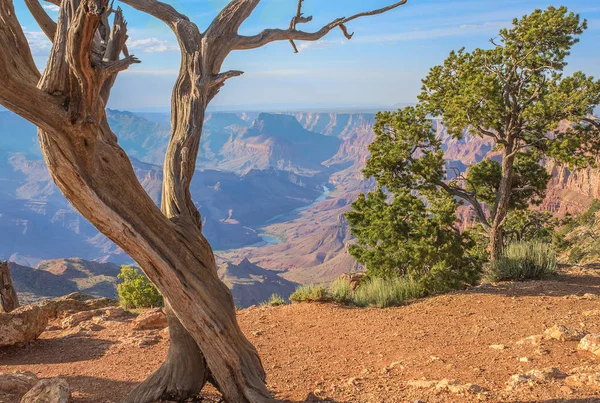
[0,335,115,365]
[466,265,600,299]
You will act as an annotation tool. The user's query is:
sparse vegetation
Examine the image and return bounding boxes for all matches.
[117,266,164,309]
[329,278,354,304]
[485,241,558,282]
[352,277,424,308]
[289,284,329,303]
[262,293,287,307]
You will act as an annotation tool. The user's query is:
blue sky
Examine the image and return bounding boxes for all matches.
[14,0,600,111]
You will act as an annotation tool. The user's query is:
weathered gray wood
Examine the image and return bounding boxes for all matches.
[0,0,407,401]
[0,261,19,313]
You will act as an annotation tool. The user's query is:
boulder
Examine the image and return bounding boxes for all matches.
[0,305,48,347]
[20,378,70,403]
[131,308,167,330]
[0,371,38,395]
[543,324,586,342]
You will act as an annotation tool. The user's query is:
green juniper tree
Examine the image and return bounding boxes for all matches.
[418,6,600,260]
[346,106,481,290]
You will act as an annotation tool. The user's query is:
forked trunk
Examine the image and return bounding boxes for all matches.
[37,122,273,402]
[0,261,19,313]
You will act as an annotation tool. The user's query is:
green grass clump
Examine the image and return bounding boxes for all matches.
[117,265,164,309]
[261,293,287,307]
[352,277,424,308]
[329,278,354,304]
[485,241,557,282]
[289,284,329,303]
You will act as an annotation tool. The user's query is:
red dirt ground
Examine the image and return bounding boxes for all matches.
[3,266,600,402]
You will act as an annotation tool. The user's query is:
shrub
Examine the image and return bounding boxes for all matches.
[117,265,164,309]
[262,293,287,307]
[329,278,354,304]
[485,241,557,282]
[353,277,424,308]
[289,284,328,303]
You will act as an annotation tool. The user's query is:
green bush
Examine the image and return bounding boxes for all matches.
[329,278,354,304]
[289,284,328,303]
[353,277,424,308]
[485,241,557,282]
[117,265,164,309]
[261,293,287,307]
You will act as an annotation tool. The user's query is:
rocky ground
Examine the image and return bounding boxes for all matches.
[3,266,600,402]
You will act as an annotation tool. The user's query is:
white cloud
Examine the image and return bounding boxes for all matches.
[296,39,346,52]
[42,4,60,12]
[23,30,52,56]
[128,38,179,53]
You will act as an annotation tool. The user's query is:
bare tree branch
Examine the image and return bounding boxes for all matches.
[233,0,408,51]
[24,0,57,40]
[438,181,491,229]
[119,0,189,29]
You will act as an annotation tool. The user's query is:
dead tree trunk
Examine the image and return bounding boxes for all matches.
[0,0,407,401]
[0,261,19,313]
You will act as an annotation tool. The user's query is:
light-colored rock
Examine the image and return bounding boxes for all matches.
[489,344,506,350]
[519,357,532,363]
[20,378,70,403]
[565,373,600,388]
[0,371,38,395]
[528,368,567,381]
[543,324,586,342]
[515,335,543,346]
[506,368,566,390]
[131,308,167,330]
[578,334,600,356]
[407,379,438,389]
[0,305,48,347]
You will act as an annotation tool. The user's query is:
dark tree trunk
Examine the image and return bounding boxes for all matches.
[489,140,517,262]
[0,261,19,313]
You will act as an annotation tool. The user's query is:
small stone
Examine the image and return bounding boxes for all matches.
[543,324,586,342]
[131,308,167,331]
[515,335,543,346]
[578,334,600,356]
[489,344,506,350]
[560,385,574,394]
[407,379,438,389]
[519,357,532,362]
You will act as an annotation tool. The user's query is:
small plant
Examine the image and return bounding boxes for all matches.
[117,265,164,309]
[262,293,287,307]
[289,284,328,303]
[485,241,557,282]
[329,278,353,304]
[353,277,424,308]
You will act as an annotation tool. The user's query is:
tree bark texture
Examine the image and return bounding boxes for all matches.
[0,261,20,313]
